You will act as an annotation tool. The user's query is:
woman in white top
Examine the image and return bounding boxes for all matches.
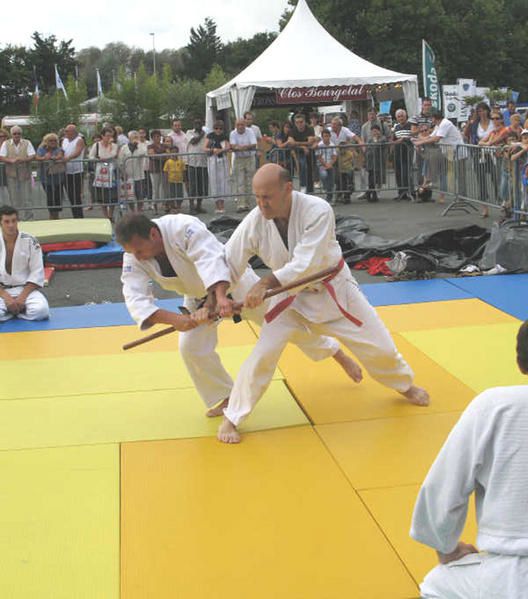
[88,126,119,221]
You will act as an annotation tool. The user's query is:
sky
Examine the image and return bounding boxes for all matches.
[1,0,289,52]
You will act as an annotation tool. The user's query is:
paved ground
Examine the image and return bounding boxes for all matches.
[43,191,492,308]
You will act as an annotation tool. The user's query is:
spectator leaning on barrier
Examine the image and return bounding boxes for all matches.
[392,109,414,202]
[360,109,391,197]
[511,130,528,214]
[62,123,86,219]
[330,116,362,203]
[89,126,119,221]
[35,133,65,220]
[185,119,209,215]
[289,113,317,193]
[316,128,337,204]
[118,130,149,213]
[413,110,464,205]
[147,130,166,214]
[364,124,385,203]
[205,119,230,214]
[0,126,35,221]
[0,129,9,205]
[229,118,257,213]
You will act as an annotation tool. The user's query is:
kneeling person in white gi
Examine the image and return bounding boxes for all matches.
[218,164,429,443]
[0,205,49,322]
[116,213,360,417]
[410,320,528,599]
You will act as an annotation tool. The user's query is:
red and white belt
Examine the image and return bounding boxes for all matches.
[264,258,363,326]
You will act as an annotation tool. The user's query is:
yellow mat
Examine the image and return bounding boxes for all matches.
[0,381,307,451]
[376,298,517,333]
[316,412,461,489]
[0,320,258,361]
[0,345,277,400]
[403,322,524,393]
[0,444,119,599]
[360,485,478,585]
[278,333,474,424]
[121,427,418,599]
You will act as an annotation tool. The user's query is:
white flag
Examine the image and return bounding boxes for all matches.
[96,69,103,97]
[55,64,68,99]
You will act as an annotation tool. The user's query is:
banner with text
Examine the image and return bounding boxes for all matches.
[422,40,441,110]
[275,85,369,105]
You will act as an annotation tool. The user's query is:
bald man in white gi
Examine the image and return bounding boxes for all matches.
[218,163,429,442]
[410,321,528,598]
[116,213,361,417]
[0,205,49,322]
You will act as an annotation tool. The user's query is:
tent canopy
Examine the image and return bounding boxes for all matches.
[206,0,419,125]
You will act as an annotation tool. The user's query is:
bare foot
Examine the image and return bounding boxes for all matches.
[217,417,241,444]
[401,385,430,406]
[332,349,363,383]
[206,398,229,418]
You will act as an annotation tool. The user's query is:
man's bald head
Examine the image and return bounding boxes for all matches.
[252,164,293,220]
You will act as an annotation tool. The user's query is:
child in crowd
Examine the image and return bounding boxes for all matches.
[163,144,185,213]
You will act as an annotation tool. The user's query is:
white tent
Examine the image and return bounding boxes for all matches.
[206,0,419,128]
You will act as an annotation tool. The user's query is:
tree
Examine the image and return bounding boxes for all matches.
[0,45,32,114]
[183,17,223,80]
[29,32,76,94]
[279,0,528,100]
[222,32,277,76]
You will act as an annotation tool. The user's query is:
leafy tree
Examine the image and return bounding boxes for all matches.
[29,32,76,94]
[183,17,223,80]
[0,45,32,113]
[222,32,277,76]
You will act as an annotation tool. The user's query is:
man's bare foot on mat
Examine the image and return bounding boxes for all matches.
[332,349,363,383]
[401,385,430,406]
[206,398,229,417]
[217,417,241,444]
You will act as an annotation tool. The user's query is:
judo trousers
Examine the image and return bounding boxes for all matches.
[178,294,339,409]
[0,287,49,322]
[421,553,528,599]
[224,285,413,426]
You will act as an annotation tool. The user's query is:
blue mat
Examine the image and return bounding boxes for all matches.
[46,241,123,267]
[362,279,473,307]
[0,298,183,333]
[446,274,528,320]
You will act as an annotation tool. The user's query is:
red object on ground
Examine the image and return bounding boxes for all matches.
[41,241,98,253]
[44,266,55,286]
[353,257,392,276]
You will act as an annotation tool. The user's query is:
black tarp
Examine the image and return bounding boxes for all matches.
[208,215,493,274]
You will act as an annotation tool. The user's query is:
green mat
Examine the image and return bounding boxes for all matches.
[21,219,113,243]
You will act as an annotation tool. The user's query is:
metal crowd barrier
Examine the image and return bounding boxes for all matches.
[1,141,526,221]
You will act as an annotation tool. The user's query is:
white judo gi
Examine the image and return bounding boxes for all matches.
[121,214,339,407]
[223,190,413,426]
[0,231,49,321]
[410,386,528,598]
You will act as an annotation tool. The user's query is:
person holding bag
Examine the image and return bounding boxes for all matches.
[89,126,119,221]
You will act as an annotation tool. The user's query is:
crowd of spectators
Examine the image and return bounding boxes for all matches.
[0,101,527,221]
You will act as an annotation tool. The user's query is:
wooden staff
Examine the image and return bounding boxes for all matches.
[122,264,340,351]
